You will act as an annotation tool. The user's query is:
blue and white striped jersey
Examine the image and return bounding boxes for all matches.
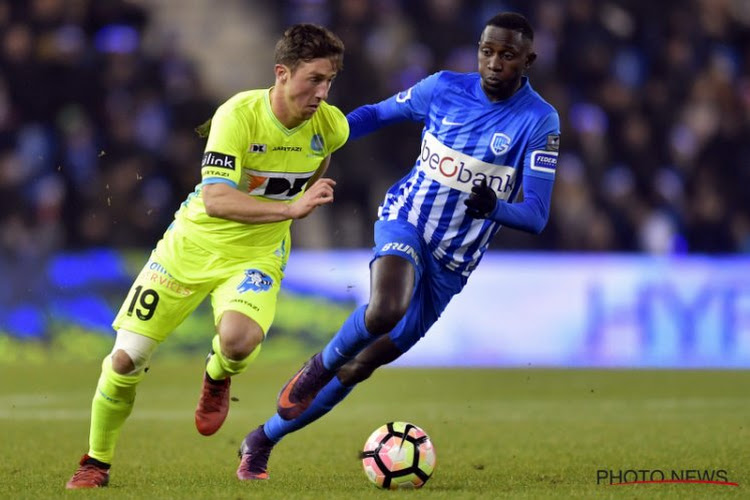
[359,71,560,276]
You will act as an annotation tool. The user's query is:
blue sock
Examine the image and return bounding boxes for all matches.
[321,305,375,370]
[263,377,355,442]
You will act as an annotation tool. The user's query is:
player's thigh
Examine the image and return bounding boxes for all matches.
[112,258,212,342]
[372,219,425,284]
[388,256,467,353]
[210,260,283,337]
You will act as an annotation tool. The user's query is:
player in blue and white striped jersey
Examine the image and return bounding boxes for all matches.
[236,12,562,479]
[363,63,559,275]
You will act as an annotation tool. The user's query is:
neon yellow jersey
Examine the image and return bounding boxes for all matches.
[171,88,349,256]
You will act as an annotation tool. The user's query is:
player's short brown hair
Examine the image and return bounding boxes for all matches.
[274,24,344,73]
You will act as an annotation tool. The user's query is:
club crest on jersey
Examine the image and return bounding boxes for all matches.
[310,134,324,152]
[237,269,273,293]
[490,133,512,156]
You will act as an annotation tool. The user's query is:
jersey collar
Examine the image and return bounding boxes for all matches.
[475,75,531,106]
[264,87,307,135]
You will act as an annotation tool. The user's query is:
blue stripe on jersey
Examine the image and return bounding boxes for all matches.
[428,188,461,249]
[395,170,426,222]
[438,135,488,268]
[432,119,493,265]
[374,71,559,276]
[415,179,441,235]
[379,170,414,218]
[453,220,499,274]
[424,121,474,249]
[202,178,238,187]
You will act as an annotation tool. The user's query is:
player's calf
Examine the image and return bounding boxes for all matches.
[276,352,334,420]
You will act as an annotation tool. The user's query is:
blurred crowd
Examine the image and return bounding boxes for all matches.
[282,0,750,253]
[1,0,749,257]
[0,0,214,259]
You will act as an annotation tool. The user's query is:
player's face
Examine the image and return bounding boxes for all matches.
[477,26,535,101]
[279,58,337,123]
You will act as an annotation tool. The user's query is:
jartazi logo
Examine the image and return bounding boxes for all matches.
[597,469,738,487]
[272,145,302,152]
[202,151,235,170]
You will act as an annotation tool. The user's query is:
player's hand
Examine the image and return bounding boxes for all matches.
[464,179,497,219]
[288,178,336,219]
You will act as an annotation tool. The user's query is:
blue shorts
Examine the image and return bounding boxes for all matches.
[372,219,467,353]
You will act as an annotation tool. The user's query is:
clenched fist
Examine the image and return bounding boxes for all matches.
[463,179,497,219]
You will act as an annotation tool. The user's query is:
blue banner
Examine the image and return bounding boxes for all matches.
[1,250,749,367]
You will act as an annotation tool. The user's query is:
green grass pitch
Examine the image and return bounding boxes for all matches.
[1,358,748,499]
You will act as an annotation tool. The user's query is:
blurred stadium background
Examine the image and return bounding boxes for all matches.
[0,0,749,368]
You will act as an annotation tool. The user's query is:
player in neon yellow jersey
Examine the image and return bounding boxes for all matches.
[66,24,349,489]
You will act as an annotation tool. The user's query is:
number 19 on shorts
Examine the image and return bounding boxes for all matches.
[126,285,160,321]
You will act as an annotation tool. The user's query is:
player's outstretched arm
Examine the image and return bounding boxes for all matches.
[202,178,335,224]
[346,73,441,140]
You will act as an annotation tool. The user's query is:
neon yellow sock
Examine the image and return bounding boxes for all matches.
[205,334,261,380]
[87,356,144,464]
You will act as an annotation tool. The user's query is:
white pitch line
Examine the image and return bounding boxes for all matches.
[0,409,257,421]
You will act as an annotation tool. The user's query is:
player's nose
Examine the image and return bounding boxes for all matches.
[315,82,330,100]
[487,55,503,72]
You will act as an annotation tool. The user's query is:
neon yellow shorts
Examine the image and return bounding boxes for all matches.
[112,229,289,343]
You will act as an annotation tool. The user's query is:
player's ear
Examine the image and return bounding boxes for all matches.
[524,52,537,71]
[274,64,289,84]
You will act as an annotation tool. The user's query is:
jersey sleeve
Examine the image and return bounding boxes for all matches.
[346,72,443,140]
[375,71,442,122]
[201,105,246,188]
[487,110,561,233]
[522,111,560,181]
[324,105,350,155]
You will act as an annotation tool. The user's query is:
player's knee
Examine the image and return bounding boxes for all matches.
[110,329,157,375]
[365,300,407,334]
[337,358,378,385]
[111,349,135,375]
[219,324,263,360]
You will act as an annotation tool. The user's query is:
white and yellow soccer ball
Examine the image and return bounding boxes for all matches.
[361,421,436,489]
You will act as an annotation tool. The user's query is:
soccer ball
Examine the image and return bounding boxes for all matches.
[361,421,436,489]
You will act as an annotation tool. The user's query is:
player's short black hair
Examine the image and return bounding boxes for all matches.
[275,24,345,73]
[485,12,534,41]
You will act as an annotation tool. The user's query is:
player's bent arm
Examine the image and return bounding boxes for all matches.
[489,175,553,234]
[306,155,331,188]
[202,179,336,223]
[202,183,292,223]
